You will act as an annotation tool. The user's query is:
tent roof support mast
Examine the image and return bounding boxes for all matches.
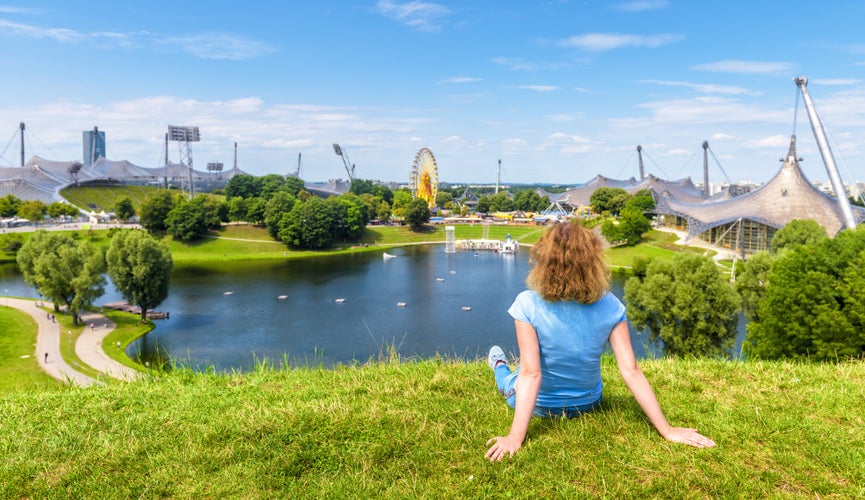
[795,77,857,229]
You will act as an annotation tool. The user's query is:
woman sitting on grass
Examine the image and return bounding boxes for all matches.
[485,222,715,462]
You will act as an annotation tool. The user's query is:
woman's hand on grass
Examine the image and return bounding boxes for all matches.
[485,435,522,462]
[662,427,716,448]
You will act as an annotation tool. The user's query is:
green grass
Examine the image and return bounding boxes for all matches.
[60,184,167,212]
[101,309,157,371]
[0,357,862,497]
[0,305,60,393]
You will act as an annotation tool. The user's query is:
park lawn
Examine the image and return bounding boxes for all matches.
[101,310,157,372]
[0,305,59,393]
[60,184,165,212]
[47,307,102,381]
[0,357,862,497]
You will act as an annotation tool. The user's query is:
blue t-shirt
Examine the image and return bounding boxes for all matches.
[507,290,627,408]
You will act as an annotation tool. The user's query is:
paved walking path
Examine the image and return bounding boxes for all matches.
[4,298,140,386]
[76,311,141,382]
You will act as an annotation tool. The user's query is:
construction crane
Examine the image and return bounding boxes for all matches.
[332,143,356,183]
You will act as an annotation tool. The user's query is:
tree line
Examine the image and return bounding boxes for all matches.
[624,219,865,361]
[17,230,172,325]
[133,176,564,249]
[94,177,865,361]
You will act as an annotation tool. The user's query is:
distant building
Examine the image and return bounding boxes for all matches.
[653,136,865,256]
[83,128,106,167]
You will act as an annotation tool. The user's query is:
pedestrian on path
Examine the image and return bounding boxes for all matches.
[44,352,48,363]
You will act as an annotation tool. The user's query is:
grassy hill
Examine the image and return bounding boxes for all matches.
[59,183,167,212]
[0,357,862,497]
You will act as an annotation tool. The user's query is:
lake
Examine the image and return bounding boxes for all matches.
[1,245,745,370]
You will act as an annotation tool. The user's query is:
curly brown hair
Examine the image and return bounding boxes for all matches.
[526,221,610,304]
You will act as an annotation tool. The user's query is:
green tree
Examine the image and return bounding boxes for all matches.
[624,253,740,357]
[435,191,454,209]
[600,218,624,245]
[245,197,267,225]
[391,190,413,218]
[17,200,47,223]
[735,251,773,323]
[106,230,173,322]
[349,178,376,196]
[589,187,629,215]
[264,191,297,239]
[375,198,392,222]
[256,174,287,200]
[745,228,865,361]
[0,194,21,217]
[139,191,178,233]
[475,195,490,214]
[278,197,335,249]
[336,193,369,240]
[488,192,515,212]
[114,196,135,221]
[285,176,306,197]
[165,197,222,242]
[626,189,656,212]
[16,231,105,326]
[46,202,79,220]
[227,196,249,222]
[771,219,827,253]
[404,197,431,231]
[225,174,259,199]
[617,205,652,245]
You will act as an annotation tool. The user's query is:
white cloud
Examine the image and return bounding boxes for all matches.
[375,0,450,32]
[543,133,592,154]
[439,76,481,84]
[546,114,577,122]
[665,148,689,156]
[711,133,735,141]
[692,60,795,76]
[513,85,559,92]
[810,78,861,86]
[0,20,273,60]
[0,19,92,42]
[641,79,758,96]
[745,135,790,149]
[630,96,789,126]
[557,32,684,51]
[491,57,568,71]
[0,7,45,14]
[161,34,275,60]
[614,0,670,12]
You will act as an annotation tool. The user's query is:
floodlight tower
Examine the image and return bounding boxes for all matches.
[795,77,857,229]
[332,143,356,183]
[207,162,224,180]
[168,125,201,197]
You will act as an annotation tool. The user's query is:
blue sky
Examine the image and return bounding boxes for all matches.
[0,1,864,186]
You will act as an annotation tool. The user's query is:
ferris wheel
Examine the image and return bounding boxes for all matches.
[410,147,439,208]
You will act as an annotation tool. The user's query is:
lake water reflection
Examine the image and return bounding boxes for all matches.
[1,245,744,370]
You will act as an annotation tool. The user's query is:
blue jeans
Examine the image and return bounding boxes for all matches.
[494,364,601,418]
